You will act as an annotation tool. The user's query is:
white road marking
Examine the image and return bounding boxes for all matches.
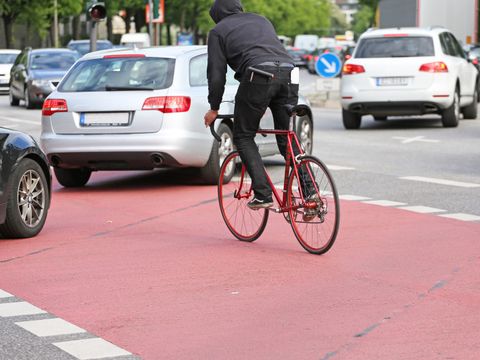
[0,115,39,126]
[438,213,480,221]
[392,136,440,144]
[16,318,86,337]
[326,165,355,170]
[0,289,13,298]
[400,176,480,188]
[339,195,371,201]
[0,302,46,317]
[398,205,446,214]
[362,200,407,207]
[53,338,132,360]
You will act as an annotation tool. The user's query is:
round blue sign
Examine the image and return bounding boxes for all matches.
[315,53,342,78]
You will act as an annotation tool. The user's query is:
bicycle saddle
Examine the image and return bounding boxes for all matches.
[284,104,309,117]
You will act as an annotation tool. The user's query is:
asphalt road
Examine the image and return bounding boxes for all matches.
[0,87,480,359]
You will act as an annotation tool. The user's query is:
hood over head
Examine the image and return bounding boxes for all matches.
[209,0,243,24]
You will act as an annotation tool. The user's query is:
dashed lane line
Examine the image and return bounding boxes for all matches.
[438,213,480,222]
[397,205,447,214]
[362,200,407,207]
[0,289,134,360]
[339,195,371,201]
[0,115,39,126]
[400,176,480,188]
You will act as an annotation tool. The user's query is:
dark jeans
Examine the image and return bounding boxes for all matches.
[233,65,301,200]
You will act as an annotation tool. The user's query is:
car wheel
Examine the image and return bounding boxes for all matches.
[0,159,49,238]
[200,123,234,185]
[342,108,362,129]
[461,88,478,119]
[24,87,34,109]
[54,168,91,187]
[374,116,387,121]
[441,88,460,127]
[9,89,19,106]
[296,115,313,155]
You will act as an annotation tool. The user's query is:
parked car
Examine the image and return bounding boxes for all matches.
[286,46,309,68]
[0,127,51,238]
[341,27,479,129]
[120,33,151,48]
[0,49,21,94]
[67,39,114,56]
[40,46,313,187]
[9,48,79,109]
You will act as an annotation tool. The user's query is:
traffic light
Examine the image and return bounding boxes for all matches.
[89,2,107,21]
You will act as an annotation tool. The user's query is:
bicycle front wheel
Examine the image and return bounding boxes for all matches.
[218,151,269,242]
[287,156,340,254]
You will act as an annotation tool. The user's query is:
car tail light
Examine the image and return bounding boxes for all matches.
[342,64,365,75]
[345,54,352,60]
[473,58,479,65]
[42,99,68,116]
[142,96,191,113]
[419,62,448,73]
[306,55,312,61]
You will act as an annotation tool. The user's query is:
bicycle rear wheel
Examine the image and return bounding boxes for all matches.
[287,156,340,254]
[218,151,269,242]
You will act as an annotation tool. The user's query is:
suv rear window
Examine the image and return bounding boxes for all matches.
[58,57,175,92]
[355,36,435,58]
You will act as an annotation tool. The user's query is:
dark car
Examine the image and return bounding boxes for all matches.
[67,39,114,56]
[9,48,79,109]
[0,128,51,238]
[286,46,309,67]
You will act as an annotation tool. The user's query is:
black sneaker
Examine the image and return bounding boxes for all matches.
[247,197,273,210]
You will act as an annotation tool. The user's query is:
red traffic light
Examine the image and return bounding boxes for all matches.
[89,3,106,21]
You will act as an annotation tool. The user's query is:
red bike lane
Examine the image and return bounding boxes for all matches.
[1,171,479,359]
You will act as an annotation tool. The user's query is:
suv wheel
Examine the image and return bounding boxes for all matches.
[441,88,460,127]
[24,87,34,109]
[342,109,362,129]
[54,168,91,187]
[200,123,234,184]
[461,88,478,119]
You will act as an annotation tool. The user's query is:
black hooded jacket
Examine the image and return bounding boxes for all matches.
[207,0,293,110]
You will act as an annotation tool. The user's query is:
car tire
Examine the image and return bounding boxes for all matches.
[441,88,460,127]
[9,89,20,106]
[54,168,91,187]
[200,123,234,185]
[342,109,362,129]
[374,116,387,121]
[0,159,49,238]
[24,87,34,109]
[461,88,478,119]
[296,115,313,155]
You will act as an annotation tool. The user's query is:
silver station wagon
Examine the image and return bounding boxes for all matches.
[40,46,313,187]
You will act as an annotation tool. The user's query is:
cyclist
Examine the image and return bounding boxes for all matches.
[203,0,300,210]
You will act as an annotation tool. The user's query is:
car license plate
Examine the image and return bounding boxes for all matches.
[0,78,8,84]
[376,77,410,86]
[80,112,130,127]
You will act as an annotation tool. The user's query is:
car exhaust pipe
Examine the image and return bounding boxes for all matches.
[151,153,164,167]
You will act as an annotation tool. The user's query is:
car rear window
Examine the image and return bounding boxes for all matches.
[355,36,435,58]
[31,52,78,70]
[58,57,175,92]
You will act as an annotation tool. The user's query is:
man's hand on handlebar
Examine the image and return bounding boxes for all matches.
[204,109,219,127]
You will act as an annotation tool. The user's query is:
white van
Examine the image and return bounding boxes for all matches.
[294,34,319,52]
[120,33,151,48]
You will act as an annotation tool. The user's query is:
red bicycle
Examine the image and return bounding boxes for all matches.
[210,104,340,255]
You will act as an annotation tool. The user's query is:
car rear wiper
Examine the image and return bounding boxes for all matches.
[105,85,154,91]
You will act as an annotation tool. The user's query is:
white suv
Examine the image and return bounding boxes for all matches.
[340,27,478,129]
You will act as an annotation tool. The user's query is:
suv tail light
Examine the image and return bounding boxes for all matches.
[342,64,365,75]
[419,62,448,73]
[142,96,191,113]
[42,99,68,116]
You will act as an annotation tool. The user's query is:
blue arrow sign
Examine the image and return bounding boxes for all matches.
[315,53,342,78]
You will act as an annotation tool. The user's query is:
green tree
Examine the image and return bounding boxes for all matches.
[0,0,29,48]
[351,0,379,38]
